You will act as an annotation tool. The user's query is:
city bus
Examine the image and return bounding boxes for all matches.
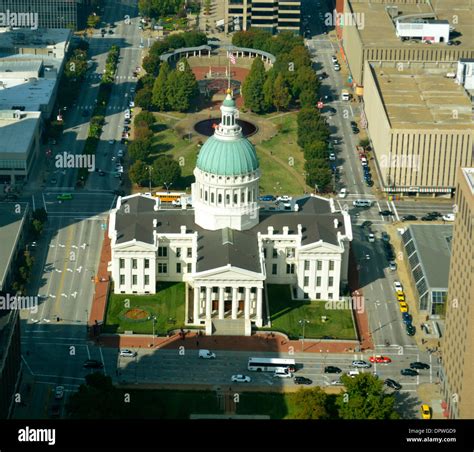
[153,192,186,203]
[247,357,296,372]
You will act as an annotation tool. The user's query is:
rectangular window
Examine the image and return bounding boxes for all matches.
[272,264,277,275]
[316,293,321,299]
[304,276,309,286]
[132,275,137,285]
[304,260,310,271]
[144,275,149,285]
[119,258,125,269]
[176,248,181,258]
[132,259,137,269]
[176,263,181,273]
[187,248,192,258]
[144,259,149,269]
[329,261,334,271]
[187,263,192,273]
[286,248,295,258]
[286,263,295,274]
[158,246,168,257]
[317,261,322,271]
[263,248,267,258]
[316,276,321,286]
[158,263,168,274]
[272,248,278,258]
[328,293,333,300]
[329,277,334,287]
[119,275,125,285]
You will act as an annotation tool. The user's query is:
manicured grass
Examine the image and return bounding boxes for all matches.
[122,389,222,419]
[264,285,356,340]
[256,113,308,195]
[103,282,185,335]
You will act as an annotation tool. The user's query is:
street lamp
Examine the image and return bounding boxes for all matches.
[299,319,310,352]
[163,182,173,193]
[147,166,152,192]
[151,315,157,347]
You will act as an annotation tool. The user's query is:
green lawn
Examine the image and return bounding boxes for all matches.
[264,285,356,340]
[122,390,222,419]
[236,392,296,419]
[103,282,185,335]
[256,113,308,195]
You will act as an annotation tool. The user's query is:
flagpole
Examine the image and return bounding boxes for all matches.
[228,55,230,90]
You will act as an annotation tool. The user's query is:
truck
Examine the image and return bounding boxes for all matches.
[341,89,350,101]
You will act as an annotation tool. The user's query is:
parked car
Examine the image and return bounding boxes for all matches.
[277,195,292,202]
[399,302,409,313]
[338,188,347,198]
[366,179,374,187]
[324,366,342,374]
[389,261,397,271]
[406,324,416,336]
[54,386,65,399]
[394,281,403,291]
[361,221,372,228]
[384,379,402,390]
[367,233,375,243]
[442,214,455,221]
[331,55,338,64]
[259,195,275,201]
[402,312,412,325]
[402,214,417,221]
[294,376,313,385]
[369,355,392,364]
[401,368,419,376]
[119,349,137,358]
[333,64,341,71]
[231,374,251,383]
[421,215,436,221]
[329,152,336,161]
[381,232,390,242]
[421,404,431,419]
[410,362,430,370]
[83,359,103,369]
[351,360,371,369]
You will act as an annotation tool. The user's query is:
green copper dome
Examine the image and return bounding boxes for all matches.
[196,135,259,176]
[222,97,236,107]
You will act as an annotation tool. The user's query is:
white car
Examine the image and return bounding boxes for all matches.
[442,214,455,222]
[329,152,336,161]
[352,360,371,368]
[331,55,338,64]
[333,64,341,71]
[274,368,293,378]
[368,233,375,243]
[108,139,115,145]
[394,281,403,292]
[54,386,64,399]
[389,261,397,271]
[129,101,135,108]
[277,195,292,202]
[338,188,347,198]
[119,349,137,358]
[232,374,251,383]
[117,150,124,157]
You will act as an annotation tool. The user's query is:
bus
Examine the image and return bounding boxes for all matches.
[247,357,296,372]
[153,192,186,203]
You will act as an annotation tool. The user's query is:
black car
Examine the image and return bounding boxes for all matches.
[384,379,402,390]
[366,180,374,187]
[101,28,106,33]
[428,211,442,218]
[406,324,416,336]
[402,215,417,221]
[410,362,430,370]
[379,210,393,216]
[350,121,357,128]
[361,221,372,228]
[421,215,435,221]
[108,29,114,34]
[401,368,419,376]
[83,359,103,369]
[352,128,360,134]
[324,366,342,374]
[294,376,313,385]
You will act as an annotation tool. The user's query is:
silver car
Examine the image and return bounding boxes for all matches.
[119,349,137,358]
[351,360,371,368]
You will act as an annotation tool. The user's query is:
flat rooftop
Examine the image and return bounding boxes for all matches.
[349,0,473,50]
[0,28,70,51]
[0,76,56,112]
[406,224,452,290]
[0,202,28,291]
[369,64,473,129]
[0,111,41,155]
[462,168,474,194]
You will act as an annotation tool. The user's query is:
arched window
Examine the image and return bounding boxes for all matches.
[226,194,230,204]
[205,191,208,201]
[233,193,237,204]
[241,192,244,203]
[218,194,222,203]
[211,192,215,203]
[247,191,250,202]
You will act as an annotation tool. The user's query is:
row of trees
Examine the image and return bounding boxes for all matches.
[238,30,318,113]
[297,107,333,192]
[138,0,185,18]
[128,112,182,188]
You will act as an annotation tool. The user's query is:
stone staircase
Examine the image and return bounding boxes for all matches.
[209,319,247,336]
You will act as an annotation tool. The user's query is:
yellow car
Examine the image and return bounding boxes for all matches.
[421,404,431,419]
[399,302,408,313]
[397,293,406,302]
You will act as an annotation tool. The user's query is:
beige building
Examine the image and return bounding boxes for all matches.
[225,0,300,34]
[341,0,474,86]
[363,61,473,195]
[441,167,474,419]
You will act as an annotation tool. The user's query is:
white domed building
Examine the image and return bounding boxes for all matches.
[108,93,353,336]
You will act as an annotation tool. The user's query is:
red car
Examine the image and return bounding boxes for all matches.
[369,355,392,364]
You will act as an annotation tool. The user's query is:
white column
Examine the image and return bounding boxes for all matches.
[218,287,225,319]
[244,287,250,319]
[232,287,238,319]
[206,286,212,319]
[193,286,199,323]
[256,287,263,324]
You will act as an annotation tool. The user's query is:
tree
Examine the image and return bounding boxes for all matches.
[32,208,48,223]
[134,126,153,142]
[305,164,332,192]
[129,139,152,162]
[87,14,100,29]
[134,111,156,128]
[292,387,329,419]
[135,86,153,110]
[166,60,198,112]
[262,69,276,112]
[336,374,400,420]
[242,57,266,114]
[142,53,161,77]
[293,67,318,99]
[303,141,327,160]
[152,156,181,187]
[272,73,291,111]
[152,62,171,111]
[183,31,207,47]
[166,33,185,50]
[129,160,150,186]
[300,89,318,109]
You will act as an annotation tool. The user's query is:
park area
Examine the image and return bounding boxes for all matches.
[264,285,357,340]
[103,282,185,335]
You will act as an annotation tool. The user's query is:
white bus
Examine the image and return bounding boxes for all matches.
[247,357,296,372]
